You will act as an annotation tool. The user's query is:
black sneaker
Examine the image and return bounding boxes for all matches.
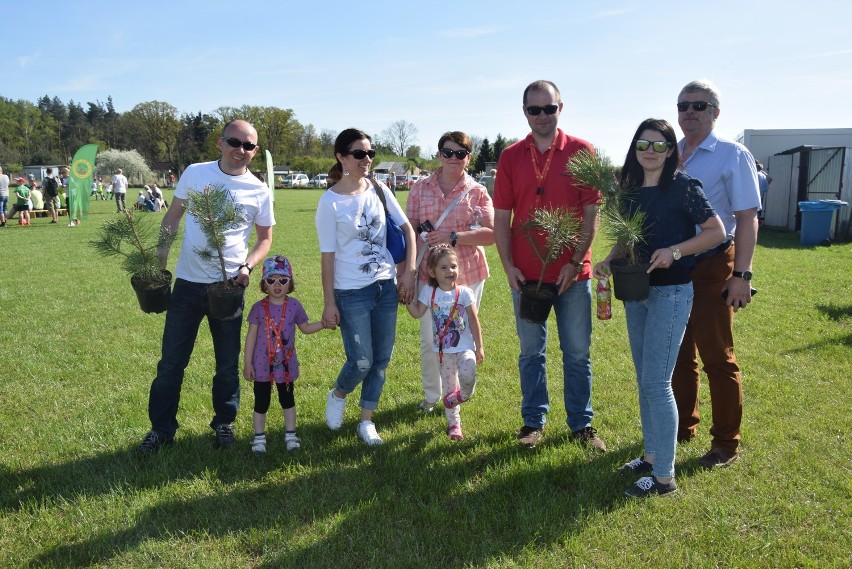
[135,430,174,453]
[698,447,739,469]
[620,457,653,474]
[625,476,677,499]
[214,424,235,449]
[571,426,607,452]
[517,425,543,448]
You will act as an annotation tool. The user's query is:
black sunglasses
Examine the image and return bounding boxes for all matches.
[264,276,291,285]
[347,149,376,160]
[525,104,559,116]
[439,148,470,160]
[676,101,717,112]
[635,139,672,153]
[221,136,258,151]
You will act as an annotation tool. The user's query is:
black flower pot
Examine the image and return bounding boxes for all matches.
[519,281,560,323]
[131,270,173,314]
[207,282,245,320]
[611,262,651,301]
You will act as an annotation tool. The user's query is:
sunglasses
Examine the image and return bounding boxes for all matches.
[264,276,291,286]
[635,139,672,153]
[439,148,471,160]
[525,104,559,116]
[347,149,376,160]
[676,101,717,112]
[221,136,258,151]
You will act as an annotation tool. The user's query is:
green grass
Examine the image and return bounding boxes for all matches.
[1,190,850,568]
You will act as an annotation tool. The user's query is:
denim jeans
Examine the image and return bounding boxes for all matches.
[511,279,594,431]
[334,279,398,411]
[148,278,244,437]
[624,283,693,479]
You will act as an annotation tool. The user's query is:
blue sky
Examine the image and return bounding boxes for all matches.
[5,0,852,163]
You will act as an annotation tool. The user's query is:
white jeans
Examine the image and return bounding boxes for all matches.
[419,279,485,405]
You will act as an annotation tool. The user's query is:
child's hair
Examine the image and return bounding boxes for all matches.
[260,275,295,294]
[426,244,458,288]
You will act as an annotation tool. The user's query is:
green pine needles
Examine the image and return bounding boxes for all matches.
[90,209,176,286]
[185,183,246,283]
[567,149,647,266]
[522,205,583,290]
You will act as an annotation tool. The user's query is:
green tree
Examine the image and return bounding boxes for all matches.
[474,138,493,173]
[493,133,508,162]
[123,101,180,163]
[96,148,156,185]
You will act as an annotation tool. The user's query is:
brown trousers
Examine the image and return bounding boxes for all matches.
[672,243,743,452]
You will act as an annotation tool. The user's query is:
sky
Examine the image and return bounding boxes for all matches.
[5,0,852,165]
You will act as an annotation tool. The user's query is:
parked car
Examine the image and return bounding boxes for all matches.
[309,174,328,188]
[280,173,309,188]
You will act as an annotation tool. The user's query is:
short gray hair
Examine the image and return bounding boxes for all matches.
[679,79,720,107]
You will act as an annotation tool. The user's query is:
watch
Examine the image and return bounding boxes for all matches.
[669,246,682,261]
[732,270,752,281]
[569,259,583,271]
[238,262,253,274]
[449,231,458,247]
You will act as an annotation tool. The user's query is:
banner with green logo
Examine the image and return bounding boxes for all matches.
[68,144,98,221]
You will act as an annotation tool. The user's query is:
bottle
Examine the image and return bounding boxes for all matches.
[596,277,612,320]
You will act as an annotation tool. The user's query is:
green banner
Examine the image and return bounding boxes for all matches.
[265,149,275,202]
[68,144,98,221]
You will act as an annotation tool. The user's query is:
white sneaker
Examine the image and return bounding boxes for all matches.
[325,389,346,430]
[357,420,383,446]
[285,432,301,451]
[251,434,266,454]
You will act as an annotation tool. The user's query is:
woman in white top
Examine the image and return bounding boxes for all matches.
[315,128,415,446]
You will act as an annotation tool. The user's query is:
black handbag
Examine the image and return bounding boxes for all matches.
[371,179,406,264]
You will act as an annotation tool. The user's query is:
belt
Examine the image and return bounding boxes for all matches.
[695,239,732,263]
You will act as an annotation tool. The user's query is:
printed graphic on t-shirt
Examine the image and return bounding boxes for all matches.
[432,301,467,350]
[355,204,384,275]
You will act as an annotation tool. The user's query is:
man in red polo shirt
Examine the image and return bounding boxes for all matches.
[493,80,604,450]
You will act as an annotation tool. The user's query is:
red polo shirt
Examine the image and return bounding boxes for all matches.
[493,128,600,283]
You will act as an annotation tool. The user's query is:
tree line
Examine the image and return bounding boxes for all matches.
[0,95,516,178]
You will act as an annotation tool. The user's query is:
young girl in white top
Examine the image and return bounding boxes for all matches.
[406,245,484,440]
[243,256,325,453]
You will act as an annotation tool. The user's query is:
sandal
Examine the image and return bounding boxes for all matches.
[447,424,463,441]
[443,388,467,409]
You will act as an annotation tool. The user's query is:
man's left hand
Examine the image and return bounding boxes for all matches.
[723,276,752,312]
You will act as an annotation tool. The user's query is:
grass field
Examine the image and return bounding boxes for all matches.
[1,190,850,568]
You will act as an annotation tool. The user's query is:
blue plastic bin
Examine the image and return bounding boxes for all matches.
[798,200,848,244]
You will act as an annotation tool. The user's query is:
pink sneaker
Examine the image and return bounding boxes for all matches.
[443,388,466,409]
[447,424,463,440]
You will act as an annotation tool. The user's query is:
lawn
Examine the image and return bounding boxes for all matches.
[1,190,850,568]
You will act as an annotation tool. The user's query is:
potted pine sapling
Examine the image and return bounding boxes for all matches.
[90,209,176,313]
[567,149,650,301]
[519,205,583,322]
[185,183,247,319]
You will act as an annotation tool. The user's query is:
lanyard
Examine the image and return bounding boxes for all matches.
[431,286,460,364]
[528,141,557,208]
[262,297,293,383]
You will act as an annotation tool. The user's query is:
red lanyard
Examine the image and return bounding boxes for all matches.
[529,141,556,208]
[431,286,460,364]
[262,298,293,383]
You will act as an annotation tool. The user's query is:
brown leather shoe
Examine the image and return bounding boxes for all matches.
[571,426,607,452]
[698,447,740,468]
[517,426,543,448]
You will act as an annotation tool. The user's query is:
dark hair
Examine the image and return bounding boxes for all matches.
[260,276,295,294]
[328,128,371,182]
[523,80,561,106]
[426,244,458,288]
[437,131,472,153]
[619,118,680,192]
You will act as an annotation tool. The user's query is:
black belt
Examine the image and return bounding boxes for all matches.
[695,239,732,263]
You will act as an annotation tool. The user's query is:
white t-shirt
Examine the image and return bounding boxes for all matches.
[173,160,275,283]
[315,182,408,290]
[417,284,477,354]
[0,174,9,198]
[112,174,128,194]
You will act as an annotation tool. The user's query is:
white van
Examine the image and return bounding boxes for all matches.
[280,173,309,188]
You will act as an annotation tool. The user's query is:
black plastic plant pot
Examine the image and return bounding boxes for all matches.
[131,270,173,314]
[207,282,245,320]
[519,281,560,323]
[611,262,651,301]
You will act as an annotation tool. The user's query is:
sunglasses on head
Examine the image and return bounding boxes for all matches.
[221,136,258,151]
[635,139,672,153]
[439,148,471,160]
[347,149,376,160]
[676,101,717,112]
[264,276,291,285]
[525,104,559,116]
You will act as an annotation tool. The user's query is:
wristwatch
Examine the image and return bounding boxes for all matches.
[669,246,682,261]
[450,231,458,247]
[238,262,253,274]
[732,270,752,281]
[569,259,583,271]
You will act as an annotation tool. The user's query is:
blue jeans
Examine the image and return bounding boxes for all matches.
[148,278,244,437]
[511,279,594,431]
[334,279,398,411]
[624,283,693,479]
